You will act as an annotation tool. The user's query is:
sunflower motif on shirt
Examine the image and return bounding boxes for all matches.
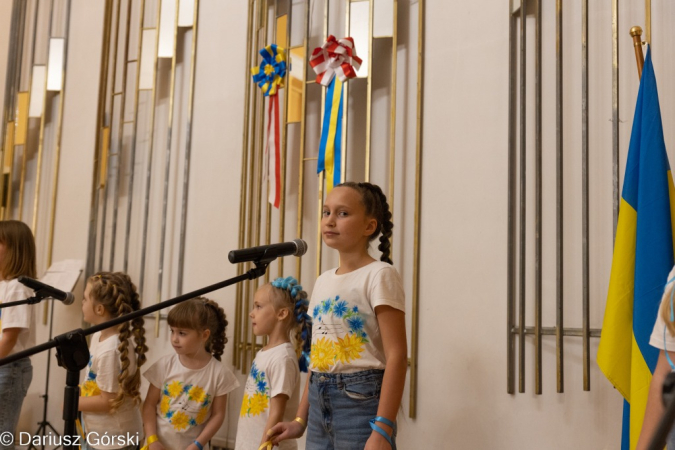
[310,296,368,370]
[80,356,101,397]
[240,362,270,417]
[159,380,213,431]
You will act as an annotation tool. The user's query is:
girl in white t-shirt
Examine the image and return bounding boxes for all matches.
[269,182,407,450]
[142,298,239,450]
[0,221,38,449]
[235,276,311,450]
[79,272,148,450]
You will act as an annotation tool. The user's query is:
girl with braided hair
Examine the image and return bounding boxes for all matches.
[269,182,407,450]
[79,271,148,450]
[142,298,239,450]
[235,276,311,450]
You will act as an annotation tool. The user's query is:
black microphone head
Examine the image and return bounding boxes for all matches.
[62,292,75,306]
[293,239,308,256]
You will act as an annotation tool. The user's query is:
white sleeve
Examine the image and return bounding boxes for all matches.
[94,348,122,393]
[1,283,34,329]
[143,356,167,389]
[650,267,675,351]
[266,354,298,399]
[370,265,405,312]
[215,365,240,397]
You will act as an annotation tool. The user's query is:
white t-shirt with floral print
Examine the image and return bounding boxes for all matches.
[143,353,239,450]
[235,343,300,450]
[309,261,405,373]
[0,278,36,355]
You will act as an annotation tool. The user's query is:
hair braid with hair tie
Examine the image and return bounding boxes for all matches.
[202,298,228,361]
[270,276,312,372]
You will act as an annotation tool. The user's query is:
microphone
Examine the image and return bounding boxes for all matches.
[17,276,75,306]
[228,239,308,264]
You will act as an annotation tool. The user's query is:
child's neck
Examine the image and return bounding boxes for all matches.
[336,251,376,275]
[179,348,212,370]
[98,324,119,341]
[263,326,291,351]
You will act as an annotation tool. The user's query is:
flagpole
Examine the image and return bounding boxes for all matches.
[630,26,644,79]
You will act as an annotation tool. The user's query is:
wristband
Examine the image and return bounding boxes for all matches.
[369,416,396,447]
[147,435,159,445]
[294,417,307,428]
[193,441,203,450]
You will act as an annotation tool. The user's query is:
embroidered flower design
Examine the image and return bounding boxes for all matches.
[188,385,206,404]
[240,362,271,417]
[171,411,190,431]
[311,337,336,372]
[249,392,269,416]
[336,333,365,364]
[166,380,183,398]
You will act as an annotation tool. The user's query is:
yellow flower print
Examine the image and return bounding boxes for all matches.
[311,337,336,372]
[196,406,209,425]
[167,380,183,398]
[160,396,171,416]
[248,392,269,416]
[171,411,190,431]
[188,385,206,404]
[80,380,101,397]
[336,333,365,364]
[240,393,249,417]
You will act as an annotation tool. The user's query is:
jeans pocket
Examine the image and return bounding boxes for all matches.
[342,380,381,400]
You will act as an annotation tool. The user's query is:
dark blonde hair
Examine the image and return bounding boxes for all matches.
[337,182,394,265]
[0,220,36,279]
[268,277,311,372]
[168,297,228,361]
[87,272,147,411]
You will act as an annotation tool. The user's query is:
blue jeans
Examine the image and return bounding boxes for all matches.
[306,369,396,450]
[0,357,32,449]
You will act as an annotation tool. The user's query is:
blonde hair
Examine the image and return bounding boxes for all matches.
[662,292,675,336]
[0,220,36,280]
[167,297,228,361]
[87,272,147,411]
[268,277,311,371]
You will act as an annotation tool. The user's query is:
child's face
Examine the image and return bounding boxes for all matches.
[82,282,104,325]
[170,326,209,357]
[250,285,281,337]
[321,186,377,253]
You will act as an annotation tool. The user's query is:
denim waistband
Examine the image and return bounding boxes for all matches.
[0,356,31,369]
[310,369,384,385]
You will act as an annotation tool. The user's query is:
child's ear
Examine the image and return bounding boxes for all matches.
[364,217,378,236]
[94,303,105,316]
[201,329,211,342]
[277,307,290,321]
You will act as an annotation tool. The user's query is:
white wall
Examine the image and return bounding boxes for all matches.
[8,0,675,448]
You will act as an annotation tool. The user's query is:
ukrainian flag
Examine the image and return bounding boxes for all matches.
[597,47,675,450]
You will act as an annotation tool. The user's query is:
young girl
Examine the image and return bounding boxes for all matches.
[0,220,37,446]
[269,182,408,450]
[79,272,148,450]
[235,276,311,450]
[143,297,239,450]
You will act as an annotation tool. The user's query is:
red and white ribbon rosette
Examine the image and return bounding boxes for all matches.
[309,35,363,86]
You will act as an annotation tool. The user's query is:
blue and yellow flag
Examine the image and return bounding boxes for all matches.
[597,47,675,450]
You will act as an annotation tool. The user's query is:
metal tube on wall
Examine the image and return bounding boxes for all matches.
[341,0,351,184]
[0,0,21,194]
[176,0,200,295]
[581,0,590,391]
[123,0,147,272]
[506,0,517,396]
[518,0,526,394]
[234,0,255,368]
[645,0,651,45]
[612,0,619,237]
[364,0,374,182]
[277,7,291,278]
[315,0,329,280]
[555,0,564,393]
[534,0,542,395]
[409,0,424,419]
[630,27,644,79]
[109,0,134,269]
[388,0,398,260]
[155,0,181,337]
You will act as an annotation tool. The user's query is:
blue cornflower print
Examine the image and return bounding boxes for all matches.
[333,300,348,318]
[189,418,197,427]
[347,316,364,333]
[166,410,175,419]
[250,364,259,379]
[313,305,321,319]
[321,301,331,314]
[352,306,359,313]
[257,379,267,393]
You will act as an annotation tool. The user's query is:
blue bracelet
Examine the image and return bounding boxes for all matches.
[369,416,396,447]
[193,441,203,450]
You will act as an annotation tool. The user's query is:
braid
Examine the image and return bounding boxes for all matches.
[270,277,312,372]
[202,299,228,361]
[337,181,394,264]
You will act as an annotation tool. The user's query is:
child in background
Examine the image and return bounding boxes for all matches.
[143,298,239,450]
[235,276,311,450]
[79,272,148,450]
[269,182,407,450]
[0,221,38,447]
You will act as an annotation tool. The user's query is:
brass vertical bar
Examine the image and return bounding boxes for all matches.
[506,0,517,395]
[234,0,255,368]
[387,0,397,260]
[176,0,200,295]
[341,0,350,183]
[364,0,374,182]
[263,0,277,287]
[138,0,163,300]
[0,0,21,194]
[155,0,181,337]
[316,0,329,280]
[277,4,291,278]
[46,0,73,267]
[294,0,310,281]
[31,0,56,234]
[18,0,41,221]
[518,0,526,394]
[612,0,619,238]
[97,0,124,271]
[581,0,590,392]
[630,27,644,79]
[109,0,134,269]
[645,0,651,45]
[85,0,115,280]
[556,0,564,393]
[409,0,424,419]
[534,0,542,395]
[123,0,147,272]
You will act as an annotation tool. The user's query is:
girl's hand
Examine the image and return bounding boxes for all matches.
[149,441,166,450]
[268,420,305,445]
[364,431,393,450]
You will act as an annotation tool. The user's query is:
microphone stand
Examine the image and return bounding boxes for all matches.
[0,260,271,450]
[647,371,675,449]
